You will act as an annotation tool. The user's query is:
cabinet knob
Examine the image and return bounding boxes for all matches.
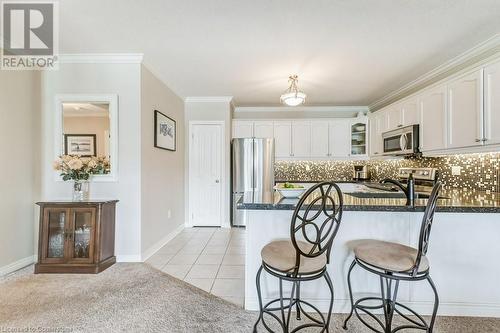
[475,139,482,142]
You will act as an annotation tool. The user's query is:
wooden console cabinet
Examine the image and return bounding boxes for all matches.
[35,200,118,274]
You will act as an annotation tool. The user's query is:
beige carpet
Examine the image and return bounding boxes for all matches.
[1,263,499,333]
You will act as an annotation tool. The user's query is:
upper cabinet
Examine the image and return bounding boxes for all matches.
[484,60,500,145]
[447,69,483,149]
[369,111,388,156]
[330,120,351,157]
[232,120,254,138]
[310,121,330,157]
[253,121,274,138]
[291,121,312,157]
[273,121,292,158]
[419,84,447,152]
[386,105,403,130]
[401,97,419,126]
[232,117,367,160]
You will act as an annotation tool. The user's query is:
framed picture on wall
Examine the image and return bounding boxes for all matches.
[154,110,176,151]
[64,134,97,156]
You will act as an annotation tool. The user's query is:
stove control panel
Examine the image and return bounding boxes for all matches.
[398,167,437,181]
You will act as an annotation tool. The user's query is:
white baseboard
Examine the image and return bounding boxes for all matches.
[141,224,185,261]
[245,298,500,318]
[0,255,36,277]
[116,254,142,263]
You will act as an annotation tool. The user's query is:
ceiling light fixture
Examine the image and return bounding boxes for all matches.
[280,75,306,106]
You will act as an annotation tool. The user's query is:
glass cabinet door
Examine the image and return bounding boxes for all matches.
[351,122,367,155]
[42,208,69,262]
[68,208,95,263]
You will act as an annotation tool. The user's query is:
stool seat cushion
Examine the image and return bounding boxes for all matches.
[261,240,327,275]
[353,239,429,273]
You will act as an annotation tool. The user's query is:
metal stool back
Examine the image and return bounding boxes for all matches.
[343,181,442,333]
[289,181,344,276]
[254,181,344,333]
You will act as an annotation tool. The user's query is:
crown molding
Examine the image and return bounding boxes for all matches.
[369,33,500,112]
[184,96,234,103]
[57,53,144,64]
[234,106,369,113]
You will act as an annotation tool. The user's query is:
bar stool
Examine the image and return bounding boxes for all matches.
[343,182,442,333]
[253,181,344,333]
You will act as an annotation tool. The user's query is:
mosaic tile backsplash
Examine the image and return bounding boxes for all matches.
[275,152,500,193]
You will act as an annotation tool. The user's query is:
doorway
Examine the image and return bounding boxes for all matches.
[189,122,224,227]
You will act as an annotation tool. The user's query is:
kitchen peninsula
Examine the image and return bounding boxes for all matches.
[240,183,500,317]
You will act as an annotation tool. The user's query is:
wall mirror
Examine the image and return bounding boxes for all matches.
[55,94,118,181]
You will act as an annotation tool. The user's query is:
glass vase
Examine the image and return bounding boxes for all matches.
[72,180,90,201]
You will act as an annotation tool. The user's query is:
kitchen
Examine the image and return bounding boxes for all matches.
[2,2,500,332]
[230,50,500,331]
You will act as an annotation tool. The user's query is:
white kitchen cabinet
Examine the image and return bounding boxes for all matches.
[386,105,403,130]
[273,121,292,158]
[291,121,311,157]
[329,120,351,157]
[369,110,388,156]
[310,121,330,157]
[447,69,483,149]
[401,97,419,126]
[419,84,447,152]
[253,121,274,138]
[484,61,500,145]
[232,120,254,138]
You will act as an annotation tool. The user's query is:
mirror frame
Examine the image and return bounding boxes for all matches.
[54,94,118,182]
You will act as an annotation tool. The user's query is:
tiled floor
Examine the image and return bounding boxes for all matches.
[146,227,246,307]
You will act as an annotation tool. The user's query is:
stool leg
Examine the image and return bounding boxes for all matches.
[427,275,439,333]
[342,260,357,330]
[253,265,264,333]
[324,270,335,333]
[380,276,399,333]
[295,281,301,320]
[279,277,286,331]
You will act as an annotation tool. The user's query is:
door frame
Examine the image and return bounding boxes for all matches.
[187,120,226,228]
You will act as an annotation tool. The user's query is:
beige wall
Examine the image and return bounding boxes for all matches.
[140,66,185,256]
[63,116,110,157]
[0,70,40,274]
[41,62,142,260]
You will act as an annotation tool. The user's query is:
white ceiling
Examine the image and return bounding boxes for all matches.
[59,0,500,106]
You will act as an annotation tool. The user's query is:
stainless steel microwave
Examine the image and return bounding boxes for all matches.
[382,125,419,155]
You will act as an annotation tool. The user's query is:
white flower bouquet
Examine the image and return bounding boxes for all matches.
[53,155,110,181]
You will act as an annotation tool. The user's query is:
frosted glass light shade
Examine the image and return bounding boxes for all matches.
[280,91,306,106]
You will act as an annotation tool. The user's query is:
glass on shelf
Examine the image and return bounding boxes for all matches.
[47,211,65,258]
[72,211,92,259]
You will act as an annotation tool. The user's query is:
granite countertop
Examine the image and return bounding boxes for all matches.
[237,186,500,213]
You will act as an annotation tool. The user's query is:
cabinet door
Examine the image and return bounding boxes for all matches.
[401,98,419,126]
[273,121,292,158]
[40,208,70,263]
[329,120,351,157]
[351,121,367,156]
[386,105,403,130]
[419,84,447,152]
[484,61,500,145]
[232,120,253,138]
[369,111,388,156]
[291,121,311,157]
[310,121,330,157]
[447,69,483,148]
[67,208,96,263]
[253,121,274,138]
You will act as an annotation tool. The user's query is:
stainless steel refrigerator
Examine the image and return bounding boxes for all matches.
[231,138,275,226]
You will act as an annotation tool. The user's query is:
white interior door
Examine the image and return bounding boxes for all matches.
[190,123,223,226]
